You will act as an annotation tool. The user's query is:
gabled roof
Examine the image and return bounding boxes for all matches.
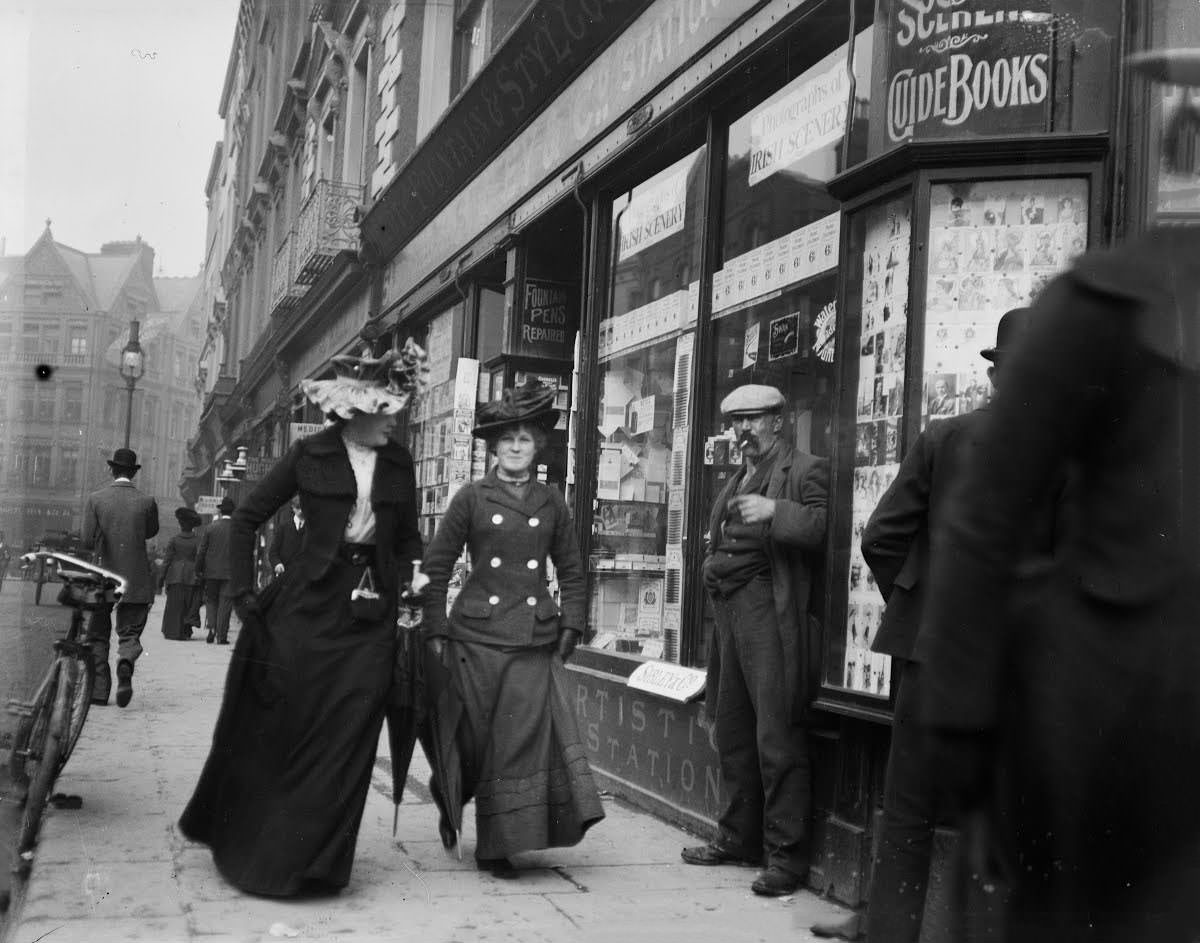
[153,275,201,315]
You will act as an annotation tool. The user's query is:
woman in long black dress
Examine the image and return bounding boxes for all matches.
[159,507,202,640]
[421,380,604,876]
[180,341,427,897]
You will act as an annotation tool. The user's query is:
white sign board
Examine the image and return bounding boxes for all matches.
[195,495,221,517]
[289,422,325,441]
[626,661,707,703]
[618,167,688,261]
[748,58,848,187]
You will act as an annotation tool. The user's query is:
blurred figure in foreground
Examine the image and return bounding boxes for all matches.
[920,47,1200,943]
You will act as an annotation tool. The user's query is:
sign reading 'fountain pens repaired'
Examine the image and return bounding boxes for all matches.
[885,0,1056,143]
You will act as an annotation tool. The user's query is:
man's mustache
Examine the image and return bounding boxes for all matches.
[738,432,758,448]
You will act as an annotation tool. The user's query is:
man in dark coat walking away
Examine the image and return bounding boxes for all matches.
[920,47,1200,943]
[196,495,236,644]
[681,384,828,898]
[267,494,304,576]
[813,310,1054,943]
[82,448,159,707]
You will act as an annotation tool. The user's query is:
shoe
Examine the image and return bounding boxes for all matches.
[217,638,230,645]
[206,629,214,644]
[90,696,109,707]
[475,856,517,878]
[681,843,761,867]
[751,865,803,897]
[812,913,866,940]
[115,660,134,708]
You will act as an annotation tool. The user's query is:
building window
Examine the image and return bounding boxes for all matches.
[63,383,82,423]
[35,386,55,423]
[103,387,121,426]
[59,445,80,489]
[40,329,59,357]
[18,384,35,420]
[21,327,38,355]
[416,0,455,139]
[451,0,492,98]
[30,445,51,485]
[144,396,159,435]
[68,326,87,356]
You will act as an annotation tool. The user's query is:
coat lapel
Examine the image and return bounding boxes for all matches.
[764,443,795,501]
[479,470,553,516]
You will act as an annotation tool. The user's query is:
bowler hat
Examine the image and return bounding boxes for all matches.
[107,447,141,471]
[217,495,236,515]
[472,378,559,439]
[981,308,1034,362]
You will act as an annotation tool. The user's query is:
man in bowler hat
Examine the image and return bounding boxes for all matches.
[681,384,828,897]
[196,495,236,644]
[82,447,159,707]
[920,46,1200,942]
[812,308,1064,942]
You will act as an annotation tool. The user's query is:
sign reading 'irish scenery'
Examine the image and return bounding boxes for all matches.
[886,0,1054,143]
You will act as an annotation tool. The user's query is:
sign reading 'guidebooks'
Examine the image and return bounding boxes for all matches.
[885,0,1055,143]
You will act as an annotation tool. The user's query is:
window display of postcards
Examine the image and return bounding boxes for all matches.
[843,195,912,699]
[712,212,841,317]
[408,359,479,538]
[921,178,1088,428]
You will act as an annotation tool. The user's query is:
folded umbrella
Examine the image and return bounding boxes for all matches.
[422,640,464,859]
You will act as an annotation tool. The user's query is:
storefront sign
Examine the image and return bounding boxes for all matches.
[618,169,688,260]
[512,279,576,360]
[885,0,1054,143]
[749,59,848,186]
[195,495,221,516]
[289,422,325,440]
[627,661,706,703]
[383,0,765,306]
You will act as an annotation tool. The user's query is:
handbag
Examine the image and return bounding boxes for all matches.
[349,565,389,622]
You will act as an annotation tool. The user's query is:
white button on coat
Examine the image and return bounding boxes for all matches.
[492,513,504,525]
[526,596,537,606]
[526,559,538,569]
[528,517,539,527]
[490,557,501,568]
[488,595,500,605]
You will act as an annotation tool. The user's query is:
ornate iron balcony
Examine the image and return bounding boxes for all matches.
[270,232,308,315]
[294,179,362,286]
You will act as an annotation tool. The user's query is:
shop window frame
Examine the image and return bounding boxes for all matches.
[814,151,1109,723]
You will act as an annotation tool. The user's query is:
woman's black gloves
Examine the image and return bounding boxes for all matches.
[557,628,581,662]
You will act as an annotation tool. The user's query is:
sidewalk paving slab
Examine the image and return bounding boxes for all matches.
[3,606,854,943]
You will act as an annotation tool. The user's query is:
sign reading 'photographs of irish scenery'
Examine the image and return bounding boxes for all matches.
[886,0,1055,143]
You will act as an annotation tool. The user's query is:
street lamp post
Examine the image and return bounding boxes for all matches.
[119,320,145,450]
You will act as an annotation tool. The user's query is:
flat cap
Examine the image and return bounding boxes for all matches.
[720,384,786,416]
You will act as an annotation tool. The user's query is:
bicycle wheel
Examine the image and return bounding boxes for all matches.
[61,650,94,766]
[8,662,60,786]
[16,676,67,853]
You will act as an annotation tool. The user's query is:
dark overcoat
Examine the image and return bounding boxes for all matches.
[195,518,233,582]
[81,480,159,604]
[267,514,304,570]
[704,442,828,722]
[921,227,1200,939]
[160,531,200,586]
[421,469,585,646]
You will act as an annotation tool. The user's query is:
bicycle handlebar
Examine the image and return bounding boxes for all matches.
[21,552,127,598]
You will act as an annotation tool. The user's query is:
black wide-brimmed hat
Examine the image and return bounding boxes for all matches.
[175,507,202,528]
[981,308,1034,362]
[217,495,236,515]
[107,447,141,472]
[472,379,559,438]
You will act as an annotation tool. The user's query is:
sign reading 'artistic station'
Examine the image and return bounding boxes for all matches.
[886,0,1055,143]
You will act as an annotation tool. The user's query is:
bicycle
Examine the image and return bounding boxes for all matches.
[6,551,125,871]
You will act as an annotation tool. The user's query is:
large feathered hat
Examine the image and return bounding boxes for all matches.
[472,378,559,438]
[300,338,429,420]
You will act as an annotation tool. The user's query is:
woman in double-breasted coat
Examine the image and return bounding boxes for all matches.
[421,381,604,876]
[180,342,427,898]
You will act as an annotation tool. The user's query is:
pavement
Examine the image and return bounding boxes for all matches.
[2,604,853,943]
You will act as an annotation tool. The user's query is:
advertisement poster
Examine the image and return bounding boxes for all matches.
[885,0,1054,144]
[617,168,687,261]
[768,313,801,361]
[920,177,1088,428]
[743,321,760,368]
[841,195,912,699]
[513,279,576,360]
[748,57,848,187]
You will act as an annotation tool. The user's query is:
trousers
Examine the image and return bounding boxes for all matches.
[203,578,234,642]
[709,578,811,877]
[87,602,152,700]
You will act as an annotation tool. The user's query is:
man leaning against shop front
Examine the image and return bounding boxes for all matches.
[82,447,160,707]
[682,384,829,897]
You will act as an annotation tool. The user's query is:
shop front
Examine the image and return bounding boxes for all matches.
[362,0,1173,912]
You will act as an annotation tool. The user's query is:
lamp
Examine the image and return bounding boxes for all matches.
[118,320,145,450]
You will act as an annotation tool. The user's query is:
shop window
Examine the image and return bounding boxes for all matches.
[585,148,706,664]
[698,42,856,668]
[1142,0,1200,221]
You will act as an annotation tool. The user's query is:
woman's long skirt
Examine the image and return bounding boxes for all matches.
[450,640,604,859]
[161,583,199,640]
[179,559,394,897]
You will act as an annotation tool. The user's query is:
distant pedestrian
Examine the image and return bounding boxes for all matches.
[268,494,305,576]
[196,496,236,644]
[82,447,159,708]
[921,46,1200,942]
[682,384,828,897]
[420,379,604,877]
[180,340,427,897]
[0,532,10,590]
[159,507,204,641]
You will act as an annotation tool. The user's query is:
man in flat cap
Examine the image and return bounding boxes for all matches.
[682,383,828,897]
[82,448,160,707]
[919,47,1200,941]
